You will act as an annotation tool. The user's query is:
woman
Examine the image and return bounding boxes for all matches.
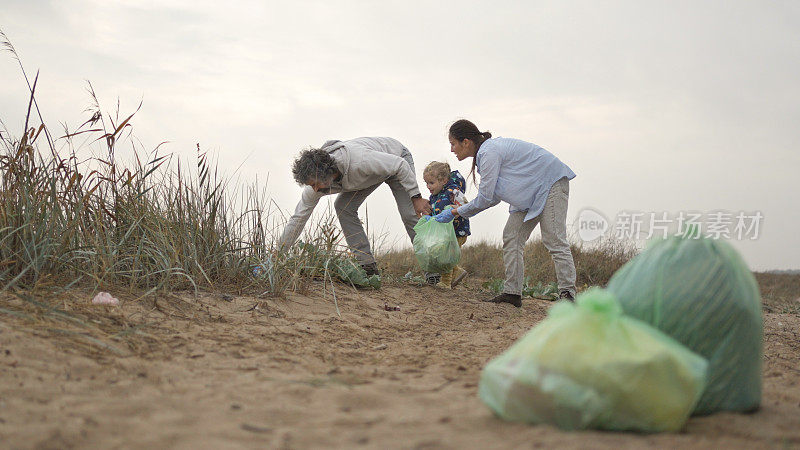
[431,119,577,307]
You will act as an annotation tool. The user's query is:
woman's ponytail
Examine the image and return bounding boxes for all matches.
[449,119,489,146]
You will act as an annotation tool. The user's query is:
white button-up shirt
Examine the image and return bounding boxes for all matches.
[457,137,576,222]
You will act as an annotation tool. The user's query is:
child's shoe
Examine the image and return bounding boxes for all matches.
[450,267,468,288]
[424,272,441,285]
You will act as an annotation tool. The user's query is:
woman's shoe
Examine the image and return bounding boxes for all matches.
[482,293,522,307]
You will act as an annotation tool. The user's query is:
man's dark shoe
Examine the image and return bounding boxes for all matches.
[558,290,575,302]
[483,293,522,308]
[361,262,380,276]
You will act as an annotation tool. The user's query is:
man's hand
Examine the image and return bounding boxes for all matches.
[412,197,432,217]
[252,255,274,277]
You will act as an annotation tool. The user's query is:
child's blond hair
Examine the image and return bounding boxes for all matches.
[423,161,451,181]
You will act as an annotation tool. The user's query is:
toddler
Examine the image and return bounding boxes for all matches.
[423,161,471,288]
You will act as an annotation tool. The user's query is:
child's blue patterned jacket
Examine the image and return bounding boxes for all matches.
[429,170,471,237]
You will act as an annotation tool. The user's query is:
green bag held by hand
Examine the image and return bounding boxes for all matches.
[478,288,708,432]
[413,214,461,274]
[607,231,763,415]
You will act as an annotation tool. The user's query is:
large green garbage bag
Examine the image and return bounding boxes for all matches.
[413,215,461,274]
[607,233,763,415]
[479,288,708,432]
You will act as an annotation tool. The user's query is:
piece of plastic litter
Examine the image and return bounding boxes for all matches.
[92,292,119,305]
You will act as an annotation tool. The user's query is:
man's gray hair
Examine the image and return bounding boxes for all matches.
[291,148,338,185]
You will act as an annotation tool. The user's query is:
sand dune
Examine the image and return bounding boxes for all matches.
[1,280,798,448]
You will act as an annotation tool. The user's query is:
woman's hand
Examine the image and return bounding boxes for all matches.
[433,208,455,223]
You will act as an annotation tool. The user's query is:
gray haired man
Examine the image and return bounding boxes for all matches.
[278,137,432,275]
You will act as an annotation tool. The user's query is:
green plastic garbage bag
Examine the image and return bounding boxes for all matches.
[607,232,762,415]
[478,288,708,432]
[413,215,461,274]
[334,258,381,289]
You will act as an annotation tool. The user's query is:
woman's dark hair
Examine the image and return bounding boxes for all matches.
[291,148,339,185]
[448,119,492,183]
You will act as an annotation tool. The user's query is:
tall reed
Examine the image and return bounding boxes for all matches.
[1,99,268,293]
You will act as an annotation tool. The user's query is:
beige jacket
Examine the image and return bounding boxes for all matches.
[278,137,420,249]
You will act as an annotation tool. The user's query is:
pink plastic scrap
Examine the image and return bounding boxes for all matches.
[92,292,119,305]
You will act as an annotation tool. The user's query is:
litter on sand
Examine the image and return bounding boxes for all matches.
[91,292,119,306]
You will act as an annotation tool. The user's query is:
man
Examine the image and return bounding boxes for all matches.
[278,137,432,275]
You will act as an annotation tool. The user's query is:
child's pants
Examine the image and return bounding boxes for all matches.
[440,236,468,286]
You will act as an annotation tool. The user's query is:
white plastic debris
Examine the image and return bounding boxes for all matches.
[92,292,119,306]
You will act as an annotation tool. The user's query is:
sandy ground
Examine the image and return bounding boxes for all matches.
[1,279,799,449]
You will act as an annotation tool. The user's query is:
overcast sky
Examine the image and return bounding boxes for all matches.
[2,0,798,270]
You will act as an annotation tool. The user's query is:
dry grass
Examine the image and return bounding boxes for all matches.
[381,239,799,314]
[0,29,371,303]
[380,237,638,290]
